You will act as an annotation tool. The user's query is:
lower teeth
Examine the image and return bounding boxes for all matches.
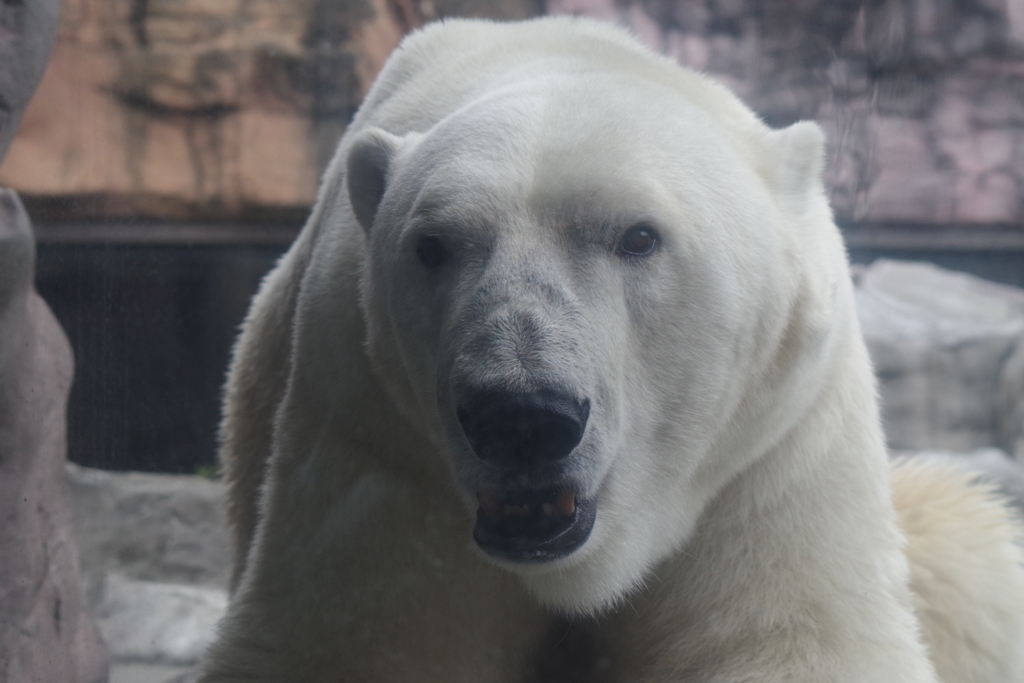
[478,489,578,521]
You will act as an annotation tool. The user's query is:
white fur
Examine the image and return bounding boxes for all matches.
[200,17,1024,683]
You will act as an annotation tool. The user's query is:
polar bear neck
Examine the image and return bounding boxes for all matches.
[588,334,933,680]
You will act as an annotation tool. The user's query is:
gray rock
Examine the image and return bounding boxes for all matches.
[110,663,196,683]
[0,189,109,682]
[0,0,59,159]
[1,2,108,678]
[856,259,1024,457]
[68,464,232,607]
[97,576,226,667]
[69,466,232,670]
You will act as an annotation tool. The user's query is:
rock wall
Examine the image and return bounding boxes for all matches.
[0,0,539,221]
[0,0,109,678]
[67,464,230,670]
[551,0,1024,226]
[0,190,108,683]
[3,0,1023,225]
[856,259,1024,458]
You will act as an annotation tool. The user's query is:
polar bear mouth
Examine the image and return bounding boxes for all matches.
[473,486,596,562]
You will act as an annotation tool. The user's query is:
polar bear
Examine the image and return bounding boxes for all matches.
[200,16,1024,683]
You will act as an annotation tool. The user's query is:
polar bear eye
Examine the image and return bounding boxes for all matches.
[416,235,450,269]
[617,224,659,257]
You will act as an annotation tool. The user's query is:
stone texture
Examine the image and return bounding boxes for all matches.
[6,0,1023,226]
[68,464,230,670]
[97,576,226,667]
[1,1,109,676]
[0,190,108,683]
[0,0,540,221]
[0,0,60,160]
[67,463,231,602]
[855,259,1024,457]
[549,0,1024,227]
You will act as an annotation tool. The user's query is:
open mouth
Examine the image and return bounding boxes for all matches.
[473,485,596,562]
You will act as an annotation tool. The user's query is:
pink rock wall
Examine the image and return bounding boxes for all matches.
[548,0,1024,226]
[2,0,1023,227]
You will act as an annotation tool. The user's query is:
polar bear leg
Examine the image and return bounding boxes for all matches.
[201,470,550,683]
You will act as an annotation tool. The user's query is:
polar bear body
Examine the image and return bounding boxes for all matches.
[200,17,1024,683]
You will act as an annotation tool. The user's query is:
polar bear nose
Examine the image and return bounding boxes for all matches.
[457,390,589,468]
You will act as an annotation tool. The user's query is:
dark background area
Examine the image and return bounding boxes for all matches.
[35,237,1024,474]
[37,242,284,473]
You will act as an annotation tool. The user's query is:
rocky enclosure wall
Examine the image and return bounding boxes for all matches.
[0,0,537,221]
[563,0,1024,227]
[1,0,1023,228]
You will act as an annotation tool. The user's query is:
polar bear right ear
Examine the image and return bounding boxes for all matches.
[766,120,826,211]
[347,127,411,234]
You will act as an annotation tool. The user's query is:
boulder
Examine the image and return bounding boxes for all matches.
[0,0,109,676]
[68,464,230,670]
[68,463,231,599]
[97,575,226,667]
[855,259,1024,458]
[0,0,60,160]
[0,189,108,683]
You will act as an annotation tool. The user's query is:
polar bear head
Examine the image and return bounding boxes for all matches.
[346,63,847,614]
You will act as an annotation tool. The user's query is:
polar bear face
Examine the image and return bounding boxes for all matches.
[348,74,834,613]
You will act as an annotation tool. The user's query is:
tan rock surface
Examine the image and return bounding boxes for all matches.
[4,0,1022,226]
[0,0,539,221]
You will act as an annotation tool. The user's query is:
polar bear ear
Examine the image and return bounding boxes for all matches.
[767,120,826,208]
[347,127,411,234]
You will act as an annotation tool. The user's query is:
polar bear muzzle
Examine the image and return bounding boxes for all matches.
[456,389,596,561]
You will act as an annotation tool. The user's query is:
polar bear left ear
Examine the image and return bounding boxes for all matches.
[766,120,826,208]
[347,127,414,234]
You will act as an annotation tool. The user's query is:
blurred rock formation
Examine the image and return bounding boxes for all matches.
[0,0,539,221]
[68,464,230,671]
[4,0,1022,225]
[0,189,108,682]
[0,1,109,678]
[551,0,1024,226]
[856,259,1024,459]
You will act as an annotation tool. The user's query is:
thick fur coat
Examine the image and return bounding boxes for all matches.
[200,17,1024,683]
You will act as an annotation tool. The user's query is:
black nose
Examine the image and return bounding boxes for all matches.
[457,390,589,468]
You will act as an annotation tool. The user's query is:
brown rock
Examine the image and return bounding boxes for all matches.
[0,0,540,221]
[4,0,1024,226]
[0,189,108,683]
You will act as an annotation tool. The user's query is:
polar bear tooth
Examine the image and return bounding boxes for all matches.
[477,490,503,521]
[556,489,576,517]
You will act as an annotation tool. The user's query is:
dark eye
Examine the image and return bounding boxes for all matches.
[618,224,659,257]
[416,235,449,269]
